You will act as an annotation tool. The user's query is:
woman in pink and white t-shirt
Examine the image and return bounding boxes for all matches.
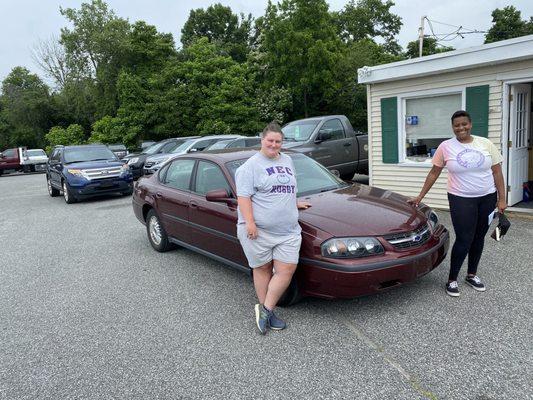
[409,110,506,297]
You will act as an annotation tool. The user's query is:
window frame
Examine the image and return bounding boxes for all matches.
[192,159,233,197]
[318,118,346,142]
[397,86,466,166]
[159,158,196,192]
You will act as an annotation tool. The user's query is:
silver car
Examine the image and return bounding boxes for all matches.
[143,135,242,175]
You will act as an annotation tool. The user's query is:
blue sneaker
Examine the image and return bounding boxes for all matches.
[269,311,286,330]
[255,304,269,334]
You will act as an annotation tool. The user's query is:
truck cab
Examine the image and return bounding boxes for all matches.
[281,115,368,179]
[0,148,23,175]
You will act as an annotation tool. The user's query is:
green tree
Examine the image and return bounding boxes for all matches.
[60,0,131,117]
[0,67,52,149]
[260,0,343,118]
[485,6,533,44]
[181,3,252,62]
[45,124,85,152]
[405,37,454,58]
[334,0,402,54]
[330,39,402,131]
[89,115,140,147]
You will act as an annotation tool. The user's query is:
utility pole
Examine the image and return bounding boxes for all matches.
[418,15,426,57]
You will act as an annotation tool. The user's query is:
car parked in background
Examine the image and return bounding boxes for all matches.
[123,137,199,179]
[107,144,128,160]
[132,149,449,305]
[0,147,24,176]
[21,149,49,172]
[204,136,261,151]
[46,144,133,204]
[143,135,241,175]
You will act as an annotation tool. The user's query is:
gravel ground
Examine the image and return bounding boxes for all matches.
[0,173,531,400]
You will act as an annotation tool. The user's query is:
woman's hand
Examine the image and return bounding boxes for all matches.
[297,201,312,210]
[407,195,423,207]
[246,221,258,240]
[497,199,507,214]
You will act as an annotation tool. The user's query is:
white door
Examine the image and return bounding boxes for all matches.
[508,84,531,205]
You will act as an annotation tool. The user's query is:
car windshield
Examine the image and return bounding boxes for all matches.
[226,153,348,197]
[282,120,320,142]
[171,139,197,154]
[26,149,46,157]
[144,142,167,155]
[63,147,118,163]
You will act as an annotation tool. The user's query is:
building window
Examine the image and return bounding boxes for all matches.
[402,92,462,162]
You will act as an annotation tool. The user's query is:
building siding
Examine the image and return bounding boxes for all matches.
[368,59,533,210]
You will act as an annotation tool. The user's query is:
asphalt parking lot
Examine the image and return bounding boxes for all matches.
[0,173,531,400]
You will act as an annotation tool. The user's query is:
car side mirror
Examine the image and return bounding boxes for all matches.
[315,131,332,143]
[206,188,237,205]
[188,148,198,153]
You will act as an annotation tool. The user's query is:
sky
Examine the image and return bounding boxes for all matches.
[0,0,532,83]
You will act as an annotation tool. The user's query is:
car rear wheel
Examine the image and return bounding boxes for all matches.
[47,175,59,197]
[62,181,76,204]
[146,209,174,252]
[276,277,302,307]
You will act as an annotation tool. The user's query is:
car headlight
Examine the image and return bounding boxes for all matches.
[321,237,384,258]
[427,210,439,231]
[127,157,139,164]
[120,164,130,174]
[67,169,89,179]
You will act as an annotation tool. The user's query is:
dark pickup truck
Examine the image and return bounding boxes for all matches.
[281,115,368,179]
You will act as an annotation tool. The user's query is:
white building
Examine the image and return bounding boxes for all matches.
[358,35,533,210]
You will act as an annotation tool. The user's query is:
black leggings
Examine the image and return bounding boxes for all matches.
[447,192,497,281]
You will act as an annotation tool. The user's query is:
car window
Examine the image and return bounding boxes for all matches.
[227,139,246,148]
[282,120,319,142]
[191,139,217,152]
[50,149,62,161]
[63,147,117,163]
[319,119,345,141]
[2,149,15,157]
[245,138,261,147]
[159,141,177,153]
[206,140,233,150]
[226,153,347,197]
[162,159,195,191]
[193,160,232,196]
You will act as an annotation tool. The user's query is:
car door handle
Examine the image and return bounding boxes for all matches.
[189,201,198,209]
[155,192,163,198]
[343,143,352,147]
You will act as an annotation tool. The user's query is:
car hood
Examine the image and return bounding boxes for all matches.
[299,184,427,237]
[282,141,308,149]
[63,160,123,169]
[123,152,142,160]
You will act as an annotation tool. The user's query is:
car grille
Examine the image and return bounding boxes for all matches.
[83,166,122,180]
[384,223,431,250]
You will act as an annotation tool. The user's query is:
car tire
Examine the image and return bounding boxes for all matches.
[146,209,174,252]
[47,175,60,197]
[62,180,77,204]
[276,277,302,307]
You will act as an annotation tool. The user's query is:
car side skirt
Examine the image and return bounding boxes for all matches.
[168,237,251,275]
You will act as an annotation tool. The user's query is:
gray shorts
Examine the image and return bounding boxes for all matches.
[237,224,302,268]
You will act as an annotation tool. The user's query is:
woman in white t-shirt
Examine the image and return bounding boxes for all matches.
[409,110,506,297]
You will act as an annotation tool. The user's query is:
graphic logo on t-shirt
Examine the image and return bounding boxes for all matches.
[456,148,485,168]
[266,165,295,194]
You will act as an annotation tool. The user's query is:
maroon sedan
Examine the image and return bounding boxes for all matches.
[132,150,449,305]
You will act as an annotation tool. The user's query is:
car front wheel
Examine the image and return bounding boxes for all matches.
[62,181,76,204]
[47,175,60,197]
[276,276,302,307]
[146,209,174,252]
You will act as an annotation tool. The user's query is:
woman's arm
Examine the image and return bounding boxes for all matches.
[491,163,507,213]
[407,165,444,206]
[237,196,257,239]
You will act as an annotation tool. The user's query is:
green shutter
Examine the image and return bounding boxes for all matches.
[381,97,398,163]
[465,85,489,137]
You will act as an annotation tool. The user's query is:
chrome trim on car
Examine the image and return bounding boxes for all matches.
[83,166,122,180]
[384,223,431,249]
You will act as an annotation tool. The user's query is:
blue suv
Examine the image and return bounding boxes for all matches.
[46,145,133,204]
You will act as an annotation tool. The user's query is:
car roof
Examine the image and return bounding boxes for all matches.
[63,144,109,150]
